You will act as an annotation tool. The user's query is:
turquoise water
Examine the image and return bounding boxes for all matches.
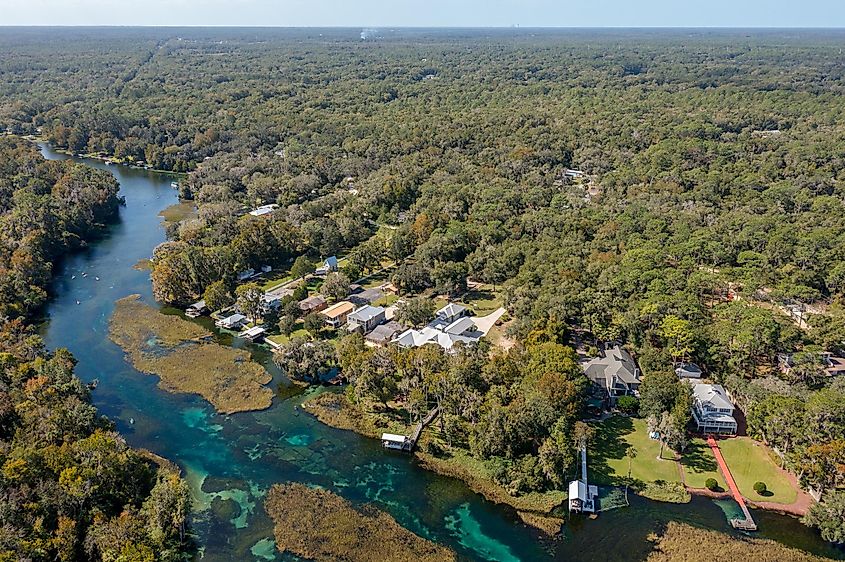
[37,143,844,561]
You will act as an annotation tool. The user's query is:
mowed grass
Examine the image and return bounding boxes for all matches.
[589,416,681,486]
[460,289,502,315]
[718,437,797,504]
[680,438,724,490]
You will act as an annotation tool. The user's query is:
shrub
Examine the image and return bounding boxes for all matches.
[705,478,719,491]
[753,481,767,494]
[617,395,639,415]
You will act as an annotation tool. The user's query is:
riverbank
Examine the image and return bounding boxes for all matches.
[109,294,273,413]
[303,391,566,535]
[264,483,457,561]
[646,521,828,562]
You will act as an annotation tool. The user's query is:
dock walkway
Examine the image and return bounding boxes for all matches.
[404,406,439,451]
[707,435,758,531]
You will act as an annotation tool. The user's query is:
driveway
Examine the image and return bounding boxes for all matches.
[471,307,506,336]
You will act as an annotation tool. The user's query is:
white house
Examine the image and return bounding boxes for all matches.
[315,256,339,276]
[434,303,467,326]
[248,204,279,217]
[675,362,703,379]
[216,313,247,330]
[582,344,641,398]
[347,305,386,333]
[691,383,737,435]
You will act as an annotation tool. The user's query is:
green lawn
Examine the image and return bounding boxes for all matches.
[718,437,796,504]
[681,438,724,490]
[589,416,681,486]
[266,328,310,346]
[373,294,399,307]
[460,290,502,316]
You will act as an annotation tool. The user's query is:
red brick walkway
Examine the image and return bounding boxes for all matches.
[707,435,757,530]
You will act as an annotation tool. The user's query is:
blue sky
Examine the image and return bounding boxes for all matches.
[2,0,845,27]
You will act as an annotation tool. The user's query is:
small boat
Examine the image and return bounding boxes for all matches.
[82,272,87,277]
[95,277,100,281]
[129,417,135,425]
[76,300,80,305]
[170,181,179,189]
[71,275,76,279]
[105,161,113,166]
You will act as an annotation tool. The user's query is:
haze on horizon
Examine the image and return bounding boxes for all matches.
[2,0,845,28]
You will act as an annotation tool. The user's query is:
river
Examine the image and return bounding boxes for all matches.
[36,143,844,561]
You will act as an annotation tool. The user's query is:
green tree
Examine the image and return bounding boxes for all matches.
[803,491,845,543]
[235,282,264,322]
[322,271,351,301]
[395,297,436,328]
[203,279,233,312]
[290,255,315,281]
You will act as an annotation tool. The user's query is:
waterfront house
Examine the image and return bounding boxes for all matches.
[298,295,328,314]
[248,204,278,217]
[365,321,404,347]
[690,383,737,435]
[392,326,478,353]
[582,344,641,398]
[185,299,208,318]
[442,316,477,337]
[321,301,355,328]
[347,305,386,333]
[434,303,468,326]
[216,313,247,330]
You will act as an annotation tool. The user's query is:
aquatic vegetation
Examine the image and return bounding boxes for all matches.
[264,483,456,561]
[646,522,828,562]
[109,295,273,413]
[444,503,520,562]
[304,390,566,533]
[159,201,198,223]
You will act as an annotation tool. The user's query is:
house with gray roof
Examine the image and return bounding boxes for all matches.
[582,344,641,398]
[690,383,737,434]
[365,321,404,347]
[347,305,386,333]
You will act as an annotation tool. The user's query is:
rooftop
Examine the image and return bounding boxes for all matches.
[322,301,355,319]
[436,302,467,318]
[691,383,733,411]
[349,305,385,323]
[583,345,640,385]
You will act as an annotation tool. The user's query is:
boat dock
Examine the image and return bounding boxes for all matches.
[382,406,439,452]
[707,435,758,531]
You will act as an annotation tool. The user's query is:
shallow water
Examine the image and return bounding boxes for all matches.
[37,143,844,561]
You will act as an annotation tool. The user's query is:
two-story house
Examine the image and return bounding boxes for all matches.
[582,344,641,398]
[691,383,737,434]
[346,305,386,333]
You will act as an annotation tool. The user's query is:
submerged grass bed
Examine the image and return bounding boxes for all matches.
[109,295,273,414]
[646,521,827,562]
[265,483,456,562]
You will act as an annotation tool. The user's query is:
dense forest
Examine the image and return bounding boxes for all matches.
[0,138,191,560]
[2,27,845,543]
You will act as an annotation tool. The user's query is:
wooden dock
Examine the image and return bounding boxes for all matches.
[707,435,758,531]
[404,406,439,452]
